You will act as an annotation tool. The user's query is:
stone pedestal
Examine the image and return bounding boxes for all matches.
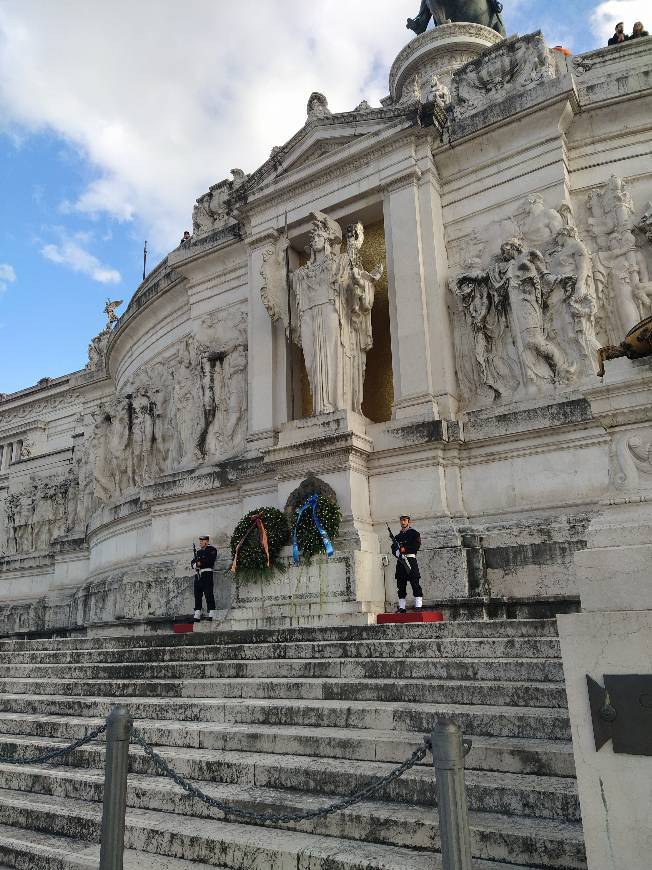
[559,497,652,870]
[388,22,503,99]
[226,411,385,629]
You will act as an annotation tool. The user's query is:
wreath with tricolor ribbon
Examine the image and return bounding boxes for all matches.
[229,507,289,574]
[292,493,341,564]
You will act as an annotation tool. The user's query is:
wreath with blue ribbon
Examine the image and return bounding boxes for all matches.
[292,494,340,564]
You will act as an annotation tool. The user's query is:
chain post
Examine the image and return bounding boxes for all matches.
[430,718,473,870]
[99,706,132,870]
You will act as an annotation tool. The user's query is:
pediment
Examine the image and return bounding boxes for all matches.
[284,135,358,173]
[277,115,398,177]
[245,108,411,194]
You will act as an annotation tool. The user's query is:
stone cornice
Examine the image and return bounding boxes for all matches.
[381,166,423,194]
[243,125,422,218]
[264,429,373,480]
[242,104,423,197]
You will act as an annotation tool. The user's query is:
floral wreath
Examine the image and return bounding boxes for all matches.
[229,506,289,574]
[292,493,341,564]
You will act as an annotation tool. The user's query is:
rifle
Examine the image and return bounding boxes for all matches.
[192,543,200,580]
[387,524,413,574]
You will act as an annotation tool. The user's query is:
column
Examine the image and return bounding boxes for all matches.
[383,163,459,421]
[246,235,290,453]
[417,166,459,420]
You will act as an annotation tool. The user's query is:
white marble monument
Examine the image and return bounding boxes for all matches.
[0,24,651,651]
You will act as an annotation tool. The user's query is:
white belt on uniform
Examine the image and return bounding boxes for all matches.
[199,568,213,574]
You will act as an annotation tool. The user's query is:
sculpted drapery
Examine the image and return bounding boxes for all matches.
[261,212,383,417]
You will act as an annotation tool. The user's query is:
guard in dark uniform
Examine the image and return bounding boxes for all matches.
[392,515,423,613]
[191,535,217,621]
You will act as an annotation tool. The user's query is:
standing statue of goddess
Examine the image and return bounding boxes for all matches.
[261,212,383,417]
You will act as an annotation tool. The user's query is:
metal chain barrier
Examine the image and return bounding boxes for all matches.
[0,723,107,766]
[0,704,471,870]
[131,726,428,824]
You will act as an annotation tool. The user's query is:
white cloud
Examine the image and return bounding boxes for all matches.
[0,1,418,254]
[0,263,16,294]
[41,233,121,284]
[591,1,649,41]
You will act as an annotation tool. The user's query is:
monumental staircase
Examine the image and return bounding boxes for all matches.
[0,618,585,869]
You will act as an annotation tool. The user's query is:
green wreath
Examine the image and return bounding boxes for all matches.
[293,494,341,562]
[230,506,289,574]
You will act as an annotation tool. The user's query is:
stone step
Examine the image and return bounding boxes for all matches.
[0,788,547,869]
[0,714,576,776]
[0,677,568,708]
[0,619,560,652]
[0,823,223,869]
[0,694,570,739]
[0,636,561,664]
[0,764,585,868]
[0,656,565,682]
[0,739,580,820]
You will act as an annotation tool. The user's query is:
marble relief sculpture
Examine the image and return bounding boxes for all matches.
[450,31,556,121]
[451,194,604,404]
[584,176,652,343]
[261,212,383,416]
[451,182,652,406]
[455,239,577,400]
[2,475,78,556]
[191,170,247,239]
[84,299,122,372]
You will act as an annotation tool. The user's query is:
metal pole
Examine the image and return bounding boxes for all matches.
[430,718,473,870]
[99,705,132,870]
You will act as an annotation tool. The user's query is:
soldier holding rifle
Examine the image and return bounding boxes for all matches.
[388,516,423,613]
[191,535,217,622]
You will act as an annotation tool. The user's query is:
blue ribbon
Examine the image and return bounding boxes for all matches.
[292,494,334,565]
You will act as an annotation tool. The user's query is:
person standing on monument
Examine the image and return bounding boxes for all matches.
[607,22,628,45]
[191,535,217,622]
[391,515,423,613]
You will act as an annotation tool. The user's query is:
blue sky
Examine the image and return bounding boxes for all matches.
[0,0,646,393]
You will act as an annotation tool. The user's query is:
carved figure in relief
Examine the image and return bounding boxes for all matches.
[261,213,382,416]
[192,193,216,236]
[518,193,564,250]
[197,310,248,462]
[32,482,53,552]
[637,204,652,242]
[13,489,34,554]
[307,92,331,120]
[453,235,584,404]
[341,222,383,413]
[0,497,9,555]
[423,74,451,107]
[406,0,506,36]
[173,336,202,467]
[221,339,247,454]
[609,429,652,494]
[490,239,575,388]
[451,31,555,119]
[584,177,652,342]
[90,409,113,504]
[3,496,17,556]
[454,258,519,400]
[106,398,132,495]
[546,226,600,375]
[191,170,247,239]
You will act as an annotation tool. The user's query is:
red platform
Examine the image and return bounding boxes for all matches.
[377,610,444,624]
[172,622,195,634]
